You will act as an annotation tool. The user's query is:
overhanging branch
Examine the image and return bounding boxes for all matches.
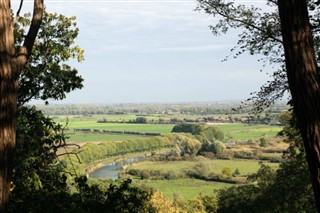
[16,0,44,65]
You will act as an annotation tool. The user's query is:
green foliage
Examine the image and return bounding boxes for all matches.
[259,137,268,147]
[172,123,203,135]
[216,112,316,212]
[198,140,225,157]
[218,185,261,213]
[201,126,224,141]
[10,107,69,203]
[192,162,212,178]
[199,194,218,213]
[171,124,225,157]
[170,134,202,156]
[133,116,148,124]
[233,168,241,176]
[16,11,84,105]
[172,193,218,213]
[277,110,304,160]
[105,179,154,213]
[65,136,172,173]
[221,167,232,178]
[10,175,154,212]
[9,106,71,211]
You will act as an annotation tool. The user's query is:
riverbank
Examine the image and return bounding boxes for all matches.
[84,148,171,178]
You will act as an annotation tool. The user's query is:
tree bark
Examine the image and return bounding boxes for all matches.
[0,0,44,211]
[278,0,320,211]
[0,1,17,211]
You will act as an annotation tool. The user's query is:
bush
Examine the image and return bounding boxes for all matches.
[140,170,151,180]
[233,168,241,177]
[221,167,232,178]
[172,123,203,135]
[259,137,268,147]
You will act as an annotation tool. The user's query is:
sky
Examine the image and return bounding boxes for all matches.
[13,0,273,104]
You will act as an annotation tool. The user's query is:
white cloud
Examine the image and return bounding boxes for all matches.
[13,0,274,103]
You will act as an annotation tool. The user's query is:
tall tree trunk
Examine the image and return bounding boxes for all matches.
[0,0,44,211]
[278,0,320,211]
[0,1,17,212]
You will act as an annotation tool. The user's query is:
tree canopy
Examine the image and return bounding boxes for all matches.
[16,11,84,106]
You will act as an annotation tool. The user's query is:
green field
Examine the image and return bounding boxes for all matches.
[129,158,278,200]
[54,114,169,123]
[65,132,141,142]
[128,158,278,176]
[134,178,231,200]
[56,115,283,143]
[56,116,175,142]
[216,124,282,140]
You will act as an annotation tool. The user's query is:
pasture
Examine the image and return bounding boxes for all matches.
[128,158,278,178]
[129,158,279,200]
[55,116,175,142]
[135,178,231,200]
[56,114,283,143]
[216,123,282,140]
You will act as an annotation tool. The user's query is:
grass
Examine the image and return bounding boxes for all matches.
[128,158,278,176]
[56,115,283,143]
[215,124,283,140]
[127,158,279,200]
[55,116,175,142]
[134,178,231,200]
[65,133,141,142]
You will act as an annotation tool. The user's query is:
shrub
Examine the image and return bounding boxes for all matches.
[171,123,203,135]
[140,170,151,180]
[259,137,268,147]
[221,167,232,178]
[233,168,241,177]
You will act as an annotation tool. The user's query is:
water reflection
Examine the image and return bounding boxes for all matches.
[89,156,146,180]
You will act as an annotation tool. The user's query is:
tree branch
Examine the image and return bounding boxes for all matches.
[208,3,283,44]
[16,0,24,17]
[16,0,44,66]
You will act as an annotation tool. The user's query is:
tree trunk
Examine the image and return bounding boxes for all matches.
[0,1,17,212]
[278,0,320,211]
[0,0,43,211]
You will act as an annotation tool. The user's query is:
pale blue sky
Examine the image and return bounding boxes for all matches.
[13,0,273,104]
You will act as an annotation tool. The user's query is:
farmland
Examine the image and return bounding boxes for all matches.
[56,115,282,143]
[124,157,280,199]
[46,103,289,203]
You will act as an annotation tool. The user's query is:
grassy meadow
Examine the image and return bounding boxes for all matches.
[128,158,278,176]
[56,114,283,143]
[136,178,232,200]
[55,115,174,142]
[216,123,283,140]
[128,158,279,200]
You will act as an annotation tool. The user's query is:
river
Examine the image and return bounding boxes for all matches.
[88,156,146,180]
